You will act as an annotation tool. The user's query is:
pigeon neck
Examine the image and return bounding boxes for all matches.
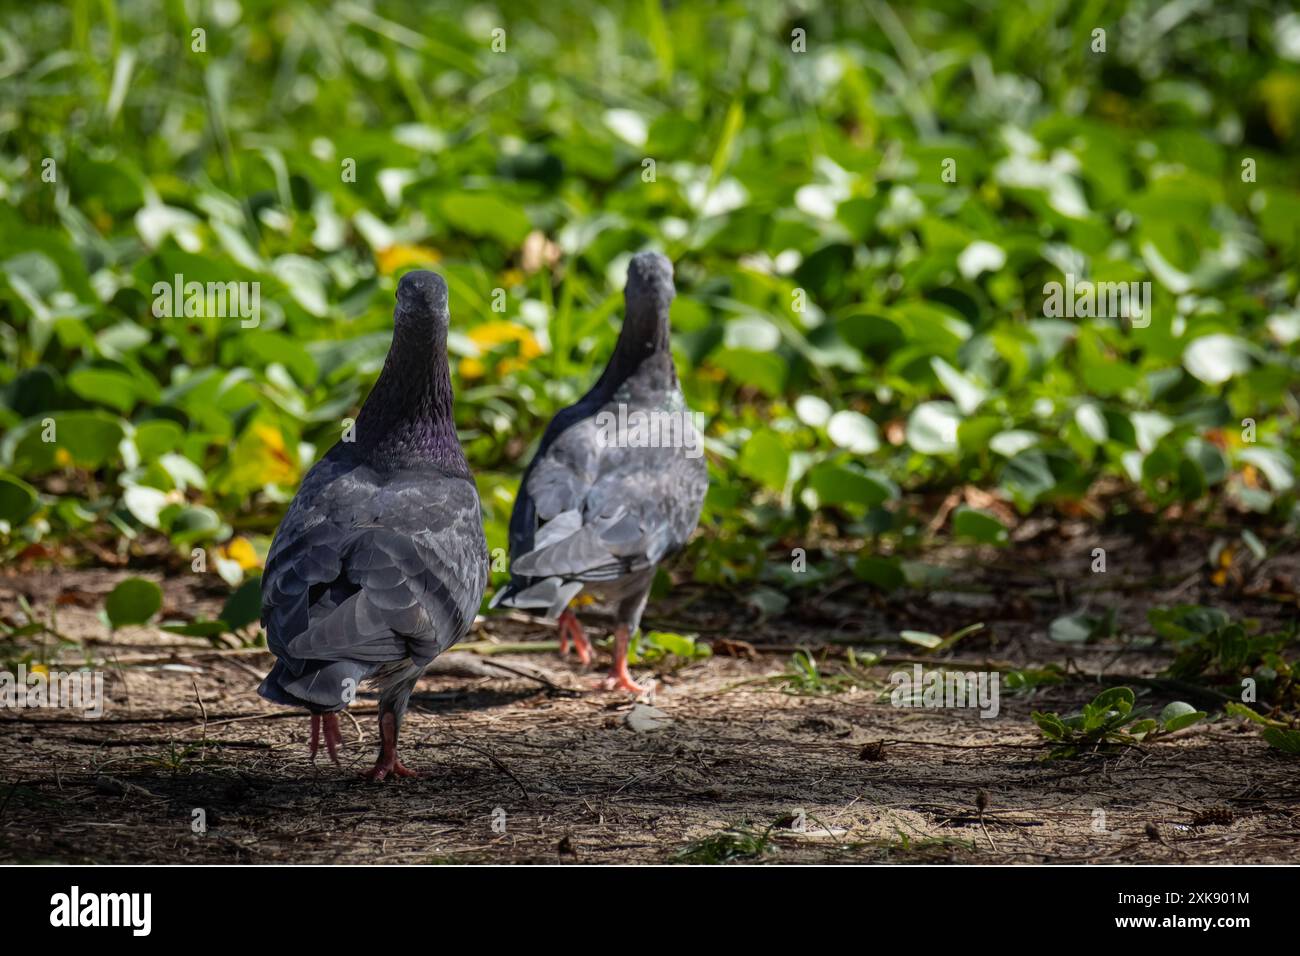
[354,321,468,476]
[594,305,673,396]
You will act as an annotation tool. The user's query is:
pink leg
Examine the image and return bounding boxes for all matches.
[558,608,592,667]
[600,625,647,694]
[309,713,343,765]
[363,711,417,782]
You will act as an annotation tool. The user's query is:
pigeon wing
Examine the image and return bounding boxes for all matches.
[263,464,488,671]
[511,426,707,584]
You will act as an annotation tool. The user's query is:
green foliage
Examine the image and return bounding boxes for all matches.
[1150,605,1297,702]
[1224,703,1300,756]
[676,823,776,863]
[627,630,711,666]
[951,507,1008,546]
[0,1,1297,618]
[773,648,880,695]
[103,577,162,630]
[1049,609,1116,644]
[1031,687,1205,759]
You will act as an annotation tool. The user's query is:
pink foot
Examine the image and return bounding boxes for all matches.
[309,713,343,765]
[362,711,416,782]
[363,758,417,782]
[597,625,648,694]
[558,609,592,667]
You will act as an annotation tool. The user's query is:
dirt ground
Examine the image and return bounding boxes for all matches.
[2,523,1298,864]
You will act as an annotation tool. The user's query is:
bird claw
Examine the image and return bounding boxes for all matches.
[362,759,417,782]
[309,713,343,765]
[598,670,651,696]
[595,624,649,695]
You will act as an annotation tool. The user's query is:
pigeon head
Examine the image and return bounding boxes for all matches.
[350,270,468,476]
[395,270,450,333]
[626,251,674,313]
[604,252,675,384]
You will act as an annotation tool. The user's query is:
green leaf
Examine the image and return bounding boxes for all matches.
[219,578,263,632]
[1049,612,1097,643]
[105,578,163,629]
[67,368,153,414]
[123,485,169,529]
[133,420,185,460]
[0,473,39,526]
[1237,448,1295,493]
[807,462,896,509]
[906,401,960,455]
[854,555,905,592]
[737,429,789,491]
[1089,686,1135,716]
[930,358,986,415]
[1031,712,1068,741]
[1182,334,1253,385]
[440,193,531,245]
[988,430,1038,458]
[1261,728,1300,755]
[8,411,127,473]
[710,349,786,397]
[1225,702,1275,727]
[1074,403,1109,443]
[1001,449,1057,509]
[163,504,223,544]
[1128,718,1160,738]
[952,506,1009,545]
[900,630,943,649]
[1160,701,1206,732]
[629,629,710,665]
[826,410,880,454]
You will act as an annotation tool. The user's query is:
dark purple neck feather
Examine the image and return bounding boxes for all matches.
[591,270,676,398]
[353,318,468,477]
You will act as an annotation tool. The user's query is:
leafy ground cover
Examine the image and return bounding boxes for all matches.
[1,1,1299,861]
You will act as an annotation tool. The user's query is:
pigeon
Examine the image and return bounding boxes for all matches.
[258,271,488,781]
[492,252,708,693]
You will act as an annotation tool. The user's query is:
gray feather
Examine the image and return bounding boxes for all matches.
[259,271,489,715]
[497,252,707,632]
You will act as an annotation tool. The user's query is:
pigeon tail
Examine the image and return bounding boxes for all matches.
[490,575,583,620]
[258,657,374,713]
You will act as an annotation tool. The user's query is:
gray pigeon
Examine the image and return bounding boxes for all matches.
[258,271,488,781]
[492,252,708,692]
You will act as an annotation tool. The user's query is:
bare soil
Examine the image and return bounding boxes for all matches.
[2,524,1297,864]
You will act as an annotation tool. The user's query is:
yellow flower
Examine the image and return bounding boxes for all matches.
[1210,543,1236,588]
[458,321,543,380]
[54,448,72,467]
[221,537,262,571]
[468,320,542,359]
[458,357,488,380]
[376,244,442,275]
[220,421,298,494]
